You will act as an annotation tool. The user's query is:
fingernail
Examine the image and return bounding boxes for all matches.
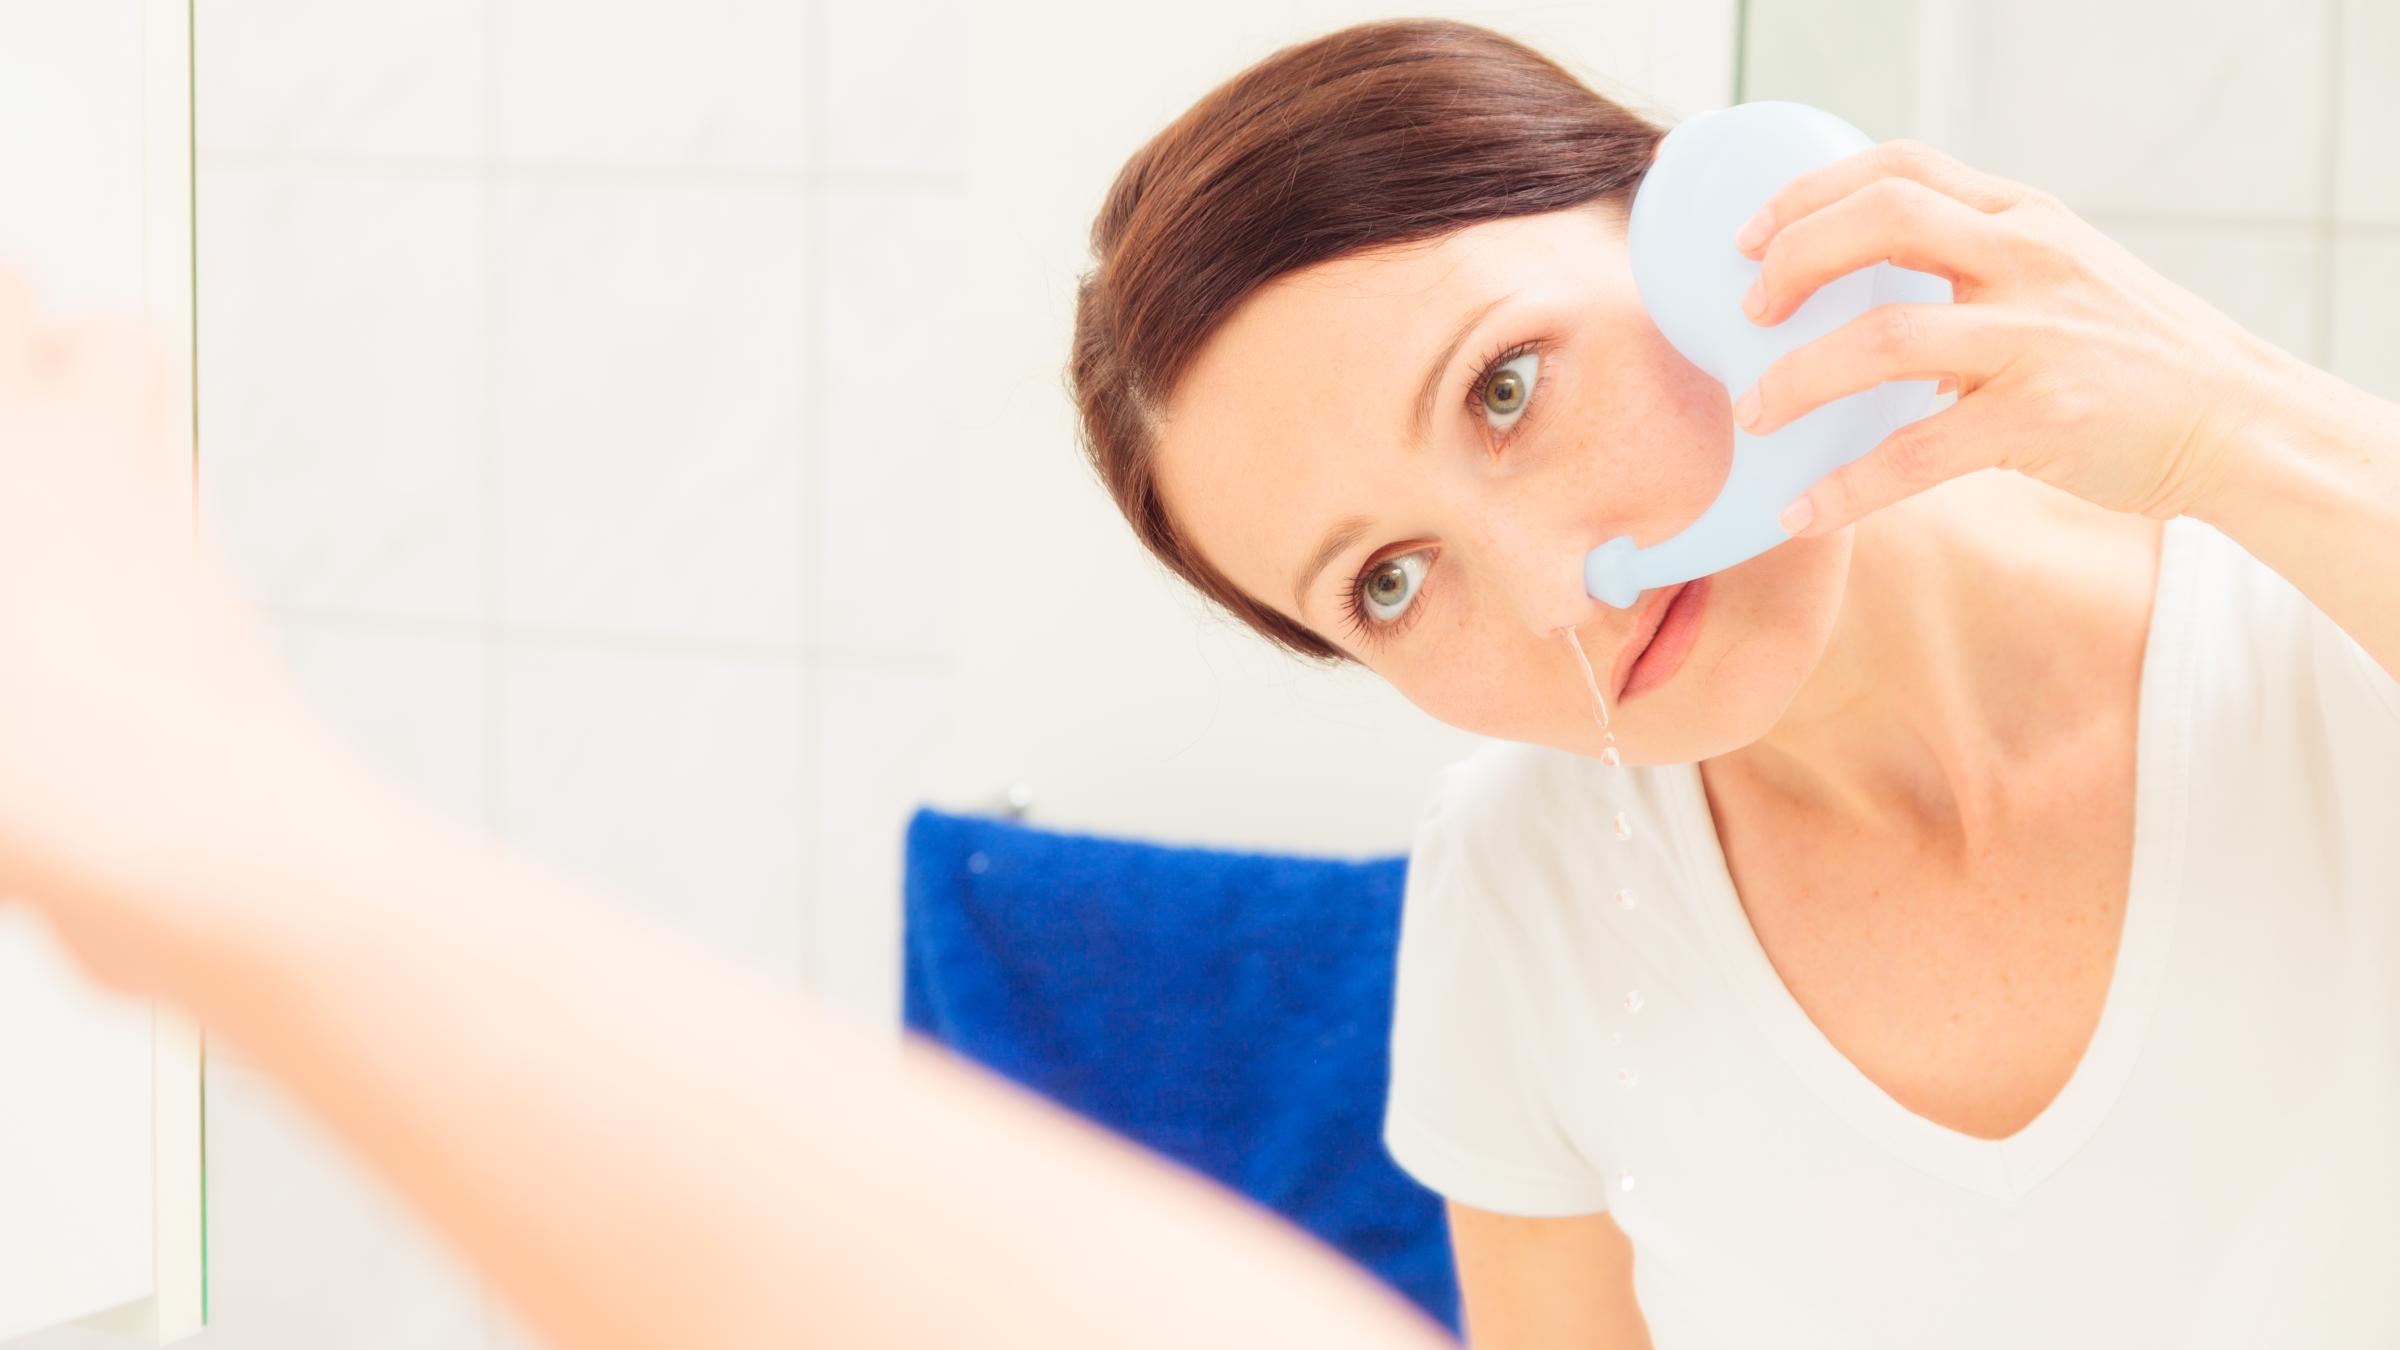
[1741,276,1766,320]
[1734,208,1772,252]
[1734,386,1762,429]
[1778,495,1815,534]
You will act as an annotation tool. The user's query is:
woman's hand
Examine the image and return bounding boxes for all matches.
[1728,137,2305,538]
[0,265,338,999]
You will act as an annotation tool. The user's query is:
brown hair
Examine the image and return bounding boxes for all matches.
[1067,17,1670,665]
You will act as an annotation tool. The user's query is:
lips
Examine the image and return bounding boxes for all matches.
[1610,581,1688,703]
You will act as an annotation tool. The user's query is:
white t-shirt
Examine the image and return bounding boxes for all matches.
[1381,515,2400,1348]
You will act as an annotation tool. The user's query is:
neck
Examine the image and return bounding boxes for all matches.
[1709,471,2164,856]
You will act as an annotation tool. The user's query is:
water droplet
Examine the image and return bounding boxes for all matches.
[1609,1029,1623,1044]
[1600,746,1622,767]
[1619,1172,1637,1193]
[1555,627,1614,747]
[1622,990,1644,1014]
[1604,730,1616,744]
[1614,887,1637,910]
[1613,810,1632,841]
[966,852,990,874]
[1617,1068,1638,1088]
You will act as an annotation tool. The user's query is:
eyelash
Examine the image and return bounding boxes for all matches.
[1335,336,1552,652]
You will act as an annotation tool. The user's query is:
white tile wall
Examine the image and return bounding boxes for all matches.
[1964,0,2329,221]
[2330,232,2400,402]
[814,183,964,659]
[493,178,808,645]
[266,620,491,831]
[2337,0,2400,223]
[197,168,486,622]
[190,1063,490,1349]
[195,0,484,160]
[494,0,810,169]
[819,0,970,174]
[808,655,954,1029]
[496,639,808,993]
[150,0,967,1345]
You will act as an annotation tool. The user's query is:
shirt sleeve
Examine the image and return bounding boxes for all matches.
[1380,765,1615,1217]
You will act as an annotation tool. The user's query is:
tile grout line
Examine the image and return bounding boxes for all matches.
[2315,0,2345,372]
[265,603,956,670]
[478,0,508,1341]
[800,0,830,1006]
[481,0,507,861]
[2076,210,2396,236]
[194,144,959,190]
[194,139,2395,233]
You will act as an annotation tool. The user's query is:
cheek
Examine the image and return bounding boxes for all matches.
[1379,632,1562,746]
[1375,534,1850,759]
[1592,338,1738,543]
[1637,532,1851,757]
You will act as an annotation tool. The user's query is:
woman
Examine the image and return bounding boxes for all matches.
[1069,17,2400,1349]
[0,17,2389,1350]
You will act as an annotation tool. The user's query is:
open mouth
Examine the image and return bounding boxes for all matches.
[1613,576,1711,704]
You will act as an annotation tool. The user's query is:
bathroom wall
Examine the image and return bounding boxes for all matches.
[9,2,964,1347]
[1739,0,2400,402]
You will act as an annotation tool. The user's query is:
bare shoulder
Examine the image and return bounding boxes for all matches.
[1445,1200,1652,1349]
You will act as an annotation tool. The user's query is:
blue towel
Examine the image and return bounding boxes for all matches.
[902,805,1461,1338]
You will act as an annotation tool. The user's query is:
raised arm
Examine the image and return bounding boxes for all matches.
[0,277,1451,1350]
[144,747,1451,1350]
[2185,350,2400,684]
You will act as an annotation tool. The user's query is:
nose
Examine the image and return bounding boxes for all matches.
[1469,513,1620,645]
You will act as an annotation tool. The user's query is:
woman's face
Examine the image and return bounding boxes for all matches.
[1152,199,1854,764]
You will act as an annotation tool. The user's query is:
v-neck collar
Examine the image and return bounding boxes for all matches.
[1671,515,2201,1204]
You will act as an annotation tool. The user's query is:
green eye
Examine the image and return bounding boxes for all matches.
[1354,549,1431,629]
[1483,363,1529,414]
[1476,348,1541,434]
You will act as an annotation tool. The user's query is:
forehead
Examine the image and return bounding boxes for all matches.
[1152,205,1616,630]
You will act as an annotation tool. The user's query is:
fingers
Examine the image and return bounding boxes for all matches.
[1736,301,2018,437]
[1742,177,2013,327]
[1737,137,2046,261]
[1779,392,2009,538]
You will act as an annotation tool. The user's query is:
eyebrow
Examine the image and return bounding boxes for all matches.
[1410,293,1510,451]
[1287,292,1511,621]
[1289,514,1375,620]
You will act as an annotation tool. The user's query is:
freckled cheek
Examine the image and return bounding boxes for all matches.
[1389,645,1552,744]
[1574,356,1734,542]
